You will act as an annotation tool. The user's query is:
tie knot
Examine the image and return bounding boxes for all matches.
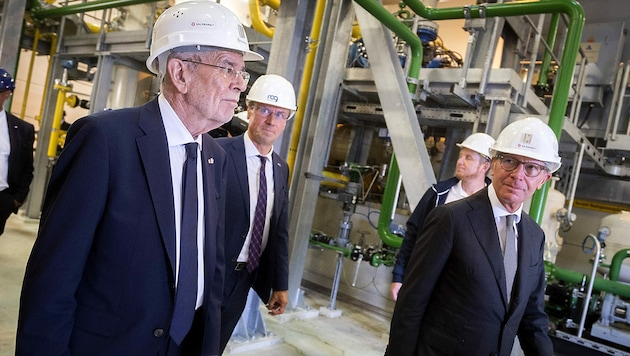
[185,142,198,159]
[506,214,515,226]
[258,155,266,166]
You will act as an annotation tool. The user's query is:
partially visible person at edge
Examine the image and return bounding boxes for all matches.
[216,74,295,354]
[390,132,495,300]
[16,2,262,355]
[386,117,558,355]
[0,68,34,237]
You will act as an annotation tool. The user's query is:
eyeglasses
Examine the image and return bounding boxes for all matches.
[496,154,547,177]
[181,59,250,84]
[250,104,291,121]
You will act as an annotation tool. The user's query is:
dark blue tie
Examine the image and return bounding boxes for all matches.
[248,155,267,273]
[170,142,199,344]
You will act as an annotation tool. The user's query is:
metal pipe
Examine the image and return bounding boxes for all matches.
[546,261,630,299]
[565,142,584,221]
[577,234,601,338]
[377,154,403,248]
[537,13,560,89]
[249,0,274,38]
[30,0,158,21]
[608,249,630,283]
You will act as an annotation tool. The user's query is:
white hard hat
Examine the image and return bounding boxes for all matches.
[456,133,495,160]
[246,74,297,118]
[146,1,263,75]
[490,117,561,173]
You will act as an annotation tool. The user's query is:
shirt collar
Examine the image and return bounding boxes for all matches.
[488,184,522,223]
[158,94,201,147]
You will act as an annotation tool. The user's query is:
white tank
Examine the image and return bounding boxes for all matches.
[523,177,566,263]
[598,211,630,283]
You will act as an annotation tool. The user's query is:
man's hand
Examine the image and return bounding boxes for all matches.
[267,290,288,315]
[390,282,402,301]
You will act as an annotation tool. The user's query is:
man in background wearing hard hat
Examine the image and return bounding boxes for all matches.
[386,117,557,356]
[390,132,495,300]
[216,74,296,353]
[0,68,34,237]
[17,2,261,355]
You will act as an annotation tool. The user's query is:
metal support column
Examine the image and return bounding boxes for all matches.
[354,4,435,209]
[286,0,355,310]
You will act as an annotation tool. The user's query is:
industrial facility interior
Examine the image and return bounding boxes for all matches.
[2,0,630,354]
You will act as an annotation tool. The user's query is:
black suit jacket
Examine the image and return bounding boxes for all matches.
[387,188,553,356]
[5,112,34,210]
[17,99,227,355]
[216,135,289,303]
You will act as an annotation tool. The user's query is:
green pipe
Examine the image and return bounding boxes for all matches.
[353,0,423,95]
[545,261,630,299]
[609,249,630,282]
[403,0,585,224]
[30,0,158,21]
[537,13,560,89]
[352,0,425,249]
[309,239,351,257]
[377,154,403,248]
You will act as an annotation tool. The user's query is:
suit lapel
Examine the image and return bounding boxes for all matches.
[229,136,250,215]
[136,101,177,277]
[201,135,218,281]
[271,154,284,218]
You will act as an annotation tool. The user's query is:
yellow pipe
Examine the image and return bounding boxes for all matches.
[47,84,75,158]
[287,0,326,178]
[259,0,280,11]
[249,0,274,38]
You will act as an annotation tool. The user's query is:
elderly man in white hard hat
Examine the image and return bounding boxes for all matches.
[17,2,261,355]
[216,74,296,353]
[387,117,557,356]
[390,132,495,300]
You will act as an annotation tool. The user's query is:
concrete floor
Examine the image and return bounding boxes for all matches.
[0,213,390,356]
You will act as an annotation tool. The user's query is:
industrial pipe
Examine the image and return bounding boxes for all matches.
[546,261,630,299]
[608,249,630,283]
[287,0,326,177]
[249,0,274,38]
[536,13,560,90]
[377,154,403,249]
[29,0,158,21]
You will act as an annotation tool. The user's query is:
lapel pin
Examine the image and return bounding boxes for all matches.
[208,158,214,164]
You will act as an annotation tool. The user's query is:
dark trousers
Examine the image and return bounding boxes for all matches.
[0,189,15,236]
[219,266,256,354]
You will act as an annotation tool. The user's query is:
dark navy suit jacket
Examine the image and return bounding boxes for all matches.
[16,99,227,355]
[387,188,553,356]
[5,112,34,209]
[216,135,289,303]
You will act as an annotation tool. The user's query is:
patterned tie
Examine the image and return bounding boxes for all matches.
[504,214,517,304]
[248,155,267,273]
[170,142,199,344]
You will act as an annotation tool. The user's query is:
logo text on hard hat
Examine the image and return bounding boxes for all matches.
[267,94,279,103]
[190,21,216,28]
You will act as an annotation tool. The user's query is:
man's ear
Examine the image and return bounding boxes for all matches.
[166,58,189,93]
